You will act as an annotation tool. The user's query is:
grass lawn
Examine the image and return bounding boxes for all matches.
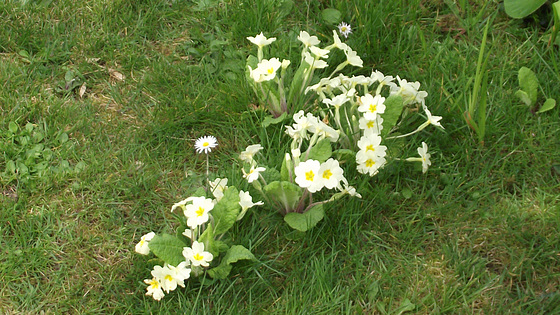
[1,0,559,313]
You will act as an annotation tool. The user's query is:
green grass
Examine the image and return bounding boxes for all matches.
[1,0,560,313]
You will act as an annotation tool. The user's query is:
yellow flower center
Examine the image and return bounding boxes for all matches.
[365,159,375,167]
[341,27,347,32]
[369,104,377,113]
[165,275,173,282]
[196,207,205,217]
[305,170,315,181]
[366,145,375,152]
[322,169,332,180]
[193,253,204,261]
[149,278,160,288]
[268,67,274,74]
[203,141,209,147]
[367,121,374,128]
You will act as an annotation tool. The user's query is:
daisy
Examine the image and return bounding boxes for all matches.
[338,22,352,38]
[194,136,218,154]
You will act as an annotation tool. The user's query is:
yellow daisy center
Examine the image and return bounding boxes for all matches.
[203,141,209,147]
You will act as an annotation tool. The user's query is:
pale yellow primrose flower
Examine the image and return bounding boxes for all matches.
[243,165,266,183]
[358,94,386,121]
[303,51,328,69]
[135,231,155,255]
[144,277,165,301]
[238,190,264,220]
[208,178,228,202]
[151,262,191,293]
[297,31,320,47]
[183,241,214,267]
[358,116,384,137]
[343,47,363,67]
[317,158,345,190]
[356,153,386,176]
[184,196,214,229]
[250,58,282,82]
[247,32,276,48]
[331,30,349,51]
[422,105,444,129]
[294,159,323,193]
[405,142,432,173]
[239,144,264,164]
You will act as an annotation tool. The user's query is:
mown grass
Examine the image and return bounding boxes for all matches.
[1,0,559,313]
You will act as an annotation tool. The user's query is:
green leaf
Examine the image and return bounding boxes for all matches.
[504,0,547,19]
[552,1,560,45]
[518,66,538,106]
[332,149,355,162]
[284,204,324,232]
[514,90,532,106]
[537,98,556,113]
[261,112,287,127]
[8,121,18,134]
[5,160,16,173]
[307,138,332,163]
[25,123,34,133]
[381,95,404,137]
[198,223,216,256]
[395,298,416,315]
[148,234,187,266]
[207,245,255,279]
[263,181,302,213]
[321,8,342,24]
[212,187,241,235]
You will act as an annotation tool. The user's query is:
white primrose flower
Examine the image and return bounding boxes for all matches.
[303,51,328,69]
[343,47,363,67]
[250,58,282,82]
[135,231,155,255]
[238,190,264,220]
[312,120,339,142]
[144,277,165,301]
[356,134,387,160]
[247,32,276,48]
[309,46,330,59]
[342,184,362,198]
[208,178,228,202]
[338,22,352,38]
[194,136,218,154]
[331,30,349,51]
[422,105,444,129]
[183,241,214,267]
[171,197,195,212]
[184,196,215,229]
[298,31,320,47]
[239,144,264,164]
[393,76,428,105]
[243,165,266,183]
[358,93,386,121]
[322,94,350,110]
[151,262,191,293]
[359,116,384,136]
[318,158,345,190]
[294,159,323,193]
[356,153,387,176]
[405,142,432,173]
[182,228,194,240]
[349,75,371,86]
[370,70,397,88]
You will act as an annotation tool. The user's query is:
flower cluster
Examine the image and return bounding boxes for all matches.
[135,138,261,300]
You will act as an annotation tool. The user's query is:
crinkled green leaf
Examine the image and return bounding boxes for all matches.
[321,8,342,24]
[263,181,302,213]
[198,223,217,256]
[8,121,18,134]
[537,98,556,113]
[332,149,355,163]
[212,187,241,235]
[262,112,287,127]
[307,138,332,163]
[207,245,255,279]
[514,90,532,106]
[504,0,547,19]
[284,204,324,232]
[381,95,404,137]
[148,234,187,266]
[518,66,538,106]
[261,166,281,184]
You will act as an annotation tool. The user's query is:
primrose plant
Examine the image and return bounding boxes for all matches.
[239,112,362,232]
[247,29,443,181]
[135,137,261,301]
